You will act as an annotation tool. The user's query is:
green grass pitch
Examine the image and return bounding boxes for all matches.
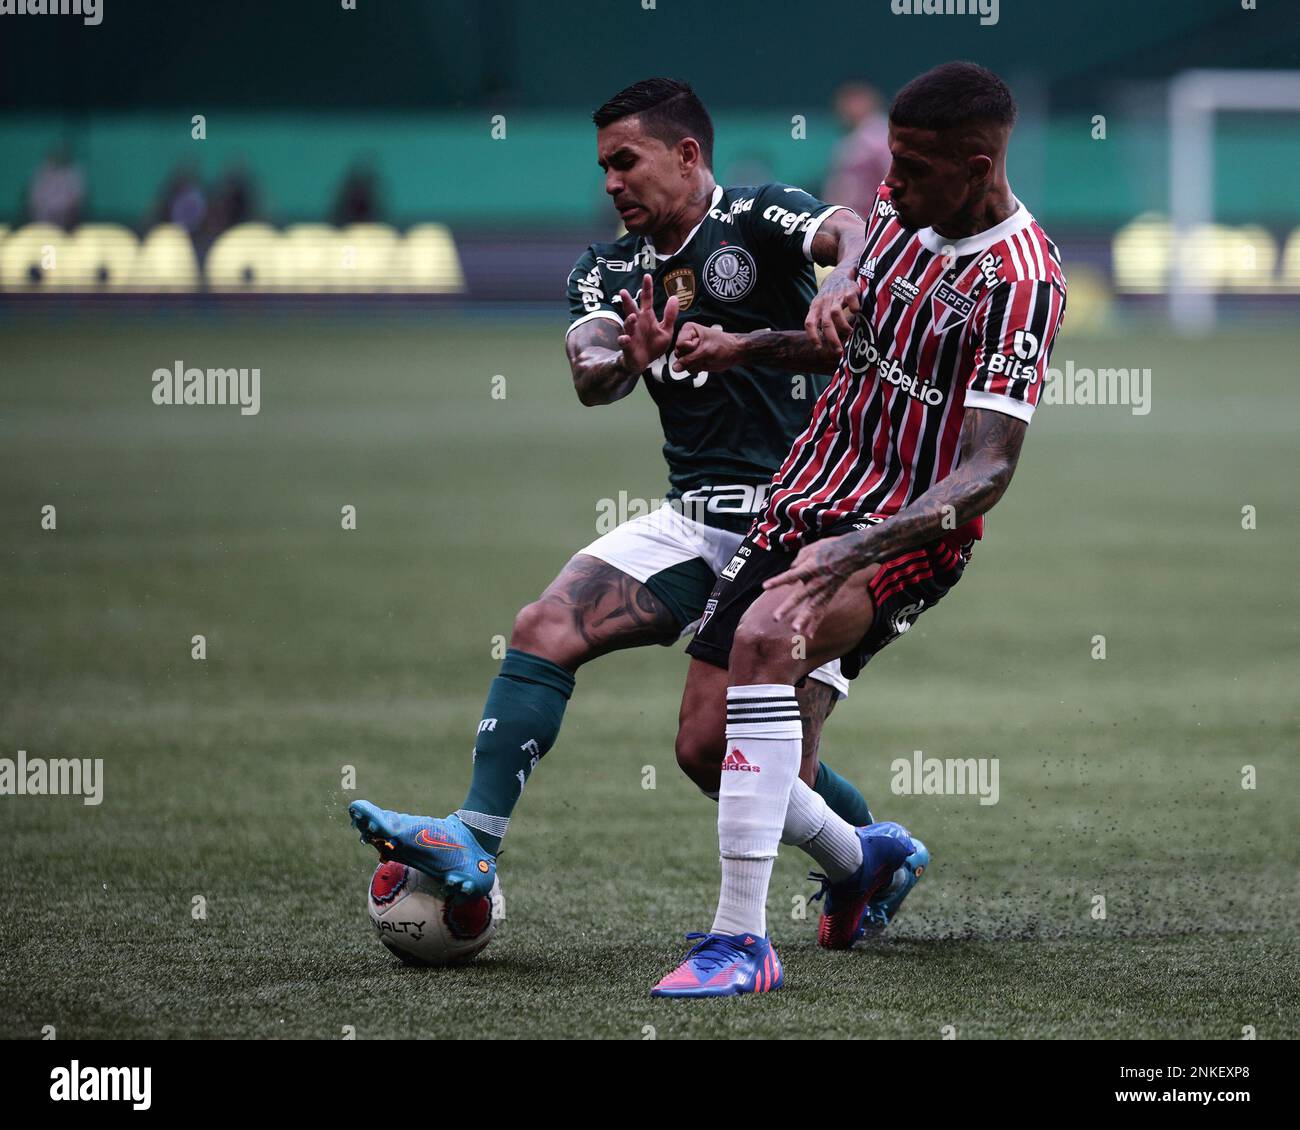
[1,314,1297,1039]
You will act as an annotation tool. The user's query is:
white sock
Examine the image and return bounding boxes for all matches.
[699,770,865,883]
[712,684,802,937]
[782,779,863,882]
[713,858,774,938]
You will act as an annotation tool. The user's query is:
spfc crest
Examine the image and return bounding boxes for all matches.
[703,245,756,302]
[931,279,976,332]
[662,266,697,309]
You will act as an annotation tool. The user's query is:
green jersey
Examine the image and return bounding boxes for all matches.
[565,183,851,533]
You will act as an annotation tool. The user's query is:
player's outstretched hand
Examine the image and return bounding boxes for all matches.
[617,274,679,376]
[675,323,739,374]
[763,535,861,637]
[805,272,861,354]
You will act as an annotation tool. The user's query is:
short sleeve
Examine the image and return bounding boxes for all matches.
[565,248,623,337]
[741,183,856,266]
[966,278,1066,423]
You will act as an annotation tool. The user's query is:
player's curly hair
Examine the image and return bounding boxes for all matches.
[592,78,714,167]
[890,62,1017,132]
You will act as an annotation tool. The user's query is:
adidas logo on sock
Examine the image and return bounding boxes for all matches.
[722,749,760,773]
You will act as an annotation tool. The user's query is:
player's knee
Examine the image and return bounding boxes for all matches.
[675,722,722,792]
[731,615,798,683]
[509,599,584,665]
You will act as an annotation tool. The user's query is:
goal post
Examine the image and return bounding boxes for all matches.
[1168,68,1300,332]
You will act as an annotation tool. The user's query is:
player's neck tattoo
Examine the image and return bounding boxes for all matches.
[931,183,1017,241]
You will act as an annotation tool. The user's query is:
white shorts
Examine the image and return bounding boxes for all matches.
[579,503,849,697]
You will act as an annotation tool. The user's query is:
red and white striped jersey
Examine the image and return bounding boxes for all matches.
[754,185,1066,551]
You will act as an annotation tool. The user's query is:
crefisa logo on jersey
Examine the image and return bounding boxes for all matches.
[576,264,604,313]
[703,245,756,302]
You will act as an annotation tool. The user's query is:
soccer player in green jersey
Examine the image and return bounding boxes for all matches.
[349,79,880,910]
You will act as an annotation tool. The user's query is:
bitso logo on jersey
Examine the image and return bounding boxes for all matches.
[703,246,756,301]
[1013,329,1040,359]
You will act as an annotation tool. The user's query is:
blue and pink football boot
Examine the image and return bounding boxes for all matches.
[651,931,784,998]
[813,821,927,948]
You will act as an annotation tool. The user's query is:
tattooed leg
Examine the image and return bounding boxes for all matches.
[796,677,837,787]
[452,555,681,851]
[509,553,680,671]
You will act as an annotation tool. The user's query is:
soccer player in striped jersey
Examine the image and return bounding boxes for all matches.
[348,78,886,909]
[653,62,1067,998]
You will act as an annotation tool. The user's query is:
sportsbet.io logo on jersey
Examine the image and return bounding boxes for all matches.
[846,319,946,407]
[703,246,756,302]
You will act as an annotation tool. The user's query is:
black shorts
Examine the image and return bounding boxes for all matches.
[686,516,972,681]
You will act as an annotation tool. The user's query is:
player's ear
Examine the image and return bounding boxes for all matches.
[966,153,993,187]
[678,136,702,174]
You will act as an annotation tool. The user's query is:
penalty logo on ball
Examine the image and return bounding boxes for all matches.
[367,862,504,966]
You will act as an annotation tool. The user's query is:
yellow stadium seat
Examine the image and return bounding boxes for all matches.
[394,224,465,293]
[129,224,201,291]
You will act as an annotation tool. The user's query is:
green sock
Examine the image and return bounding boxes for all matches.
[456,648,575,855]
[814,761,874,827]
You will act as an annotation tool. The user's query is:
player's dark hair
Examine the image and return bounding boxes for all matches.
[889,62,1017,132]
[592,78,714,167]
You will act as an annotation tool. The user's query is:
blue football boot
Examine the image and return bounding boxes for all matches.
[810,820,915,949]
[860,836,929,937]
[651,932,784,998]
[348,801,495,901]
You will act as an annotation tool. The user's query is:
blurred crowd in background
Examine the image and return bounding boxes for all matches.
[25,147,387,251]
[18,82,890,254]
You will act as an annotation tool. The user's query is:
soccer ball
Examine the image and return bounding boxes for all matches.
[367,860,503,966]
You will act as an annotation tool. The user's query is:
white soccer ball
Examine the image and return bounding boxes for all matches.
[367,860,503,966]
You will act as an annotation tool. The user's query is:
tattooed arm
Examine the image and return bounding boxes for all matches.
[675,324,843,375]
[566,317,639,406]
[566,273,678,406]
[805,207,868,353]
[836,407,1024,561]
[675,208,867,376]
[763,407,1027,633]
